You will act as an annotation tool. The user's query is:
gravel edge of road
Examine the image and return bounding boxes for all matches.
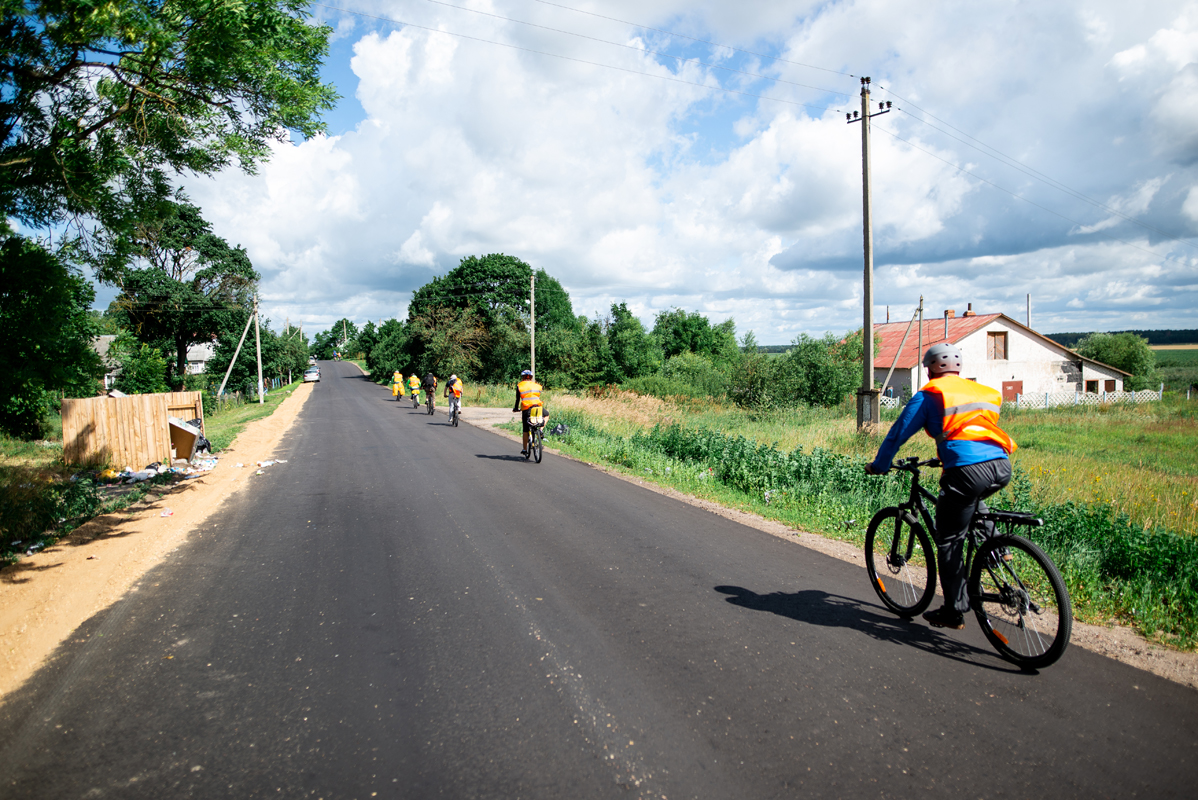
[460,407,1198,691]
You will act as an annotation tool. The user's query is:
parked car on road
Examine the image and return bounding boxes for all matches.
[303,366,320,383]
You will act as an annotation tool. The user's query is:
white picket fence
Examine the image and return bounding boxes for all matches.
[1013,386,1164,410]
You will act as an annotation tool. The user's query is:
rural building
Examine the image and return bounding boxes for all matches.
[186,341,216,374]
[873,306,1129,401]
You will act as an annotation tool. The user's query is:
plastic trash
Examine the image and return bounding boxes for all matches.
[160,509,174,517]
[550,423,569,436]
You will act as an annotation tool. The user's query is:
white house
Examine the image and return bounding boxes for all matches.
[186,342,216,374]
[873,306,1129,401]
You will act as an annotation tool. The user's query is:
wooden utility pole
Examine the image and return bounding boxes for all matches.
[847,78,891,430]
[916,295,924,389]
[530,272,536,379]
[254,295,264,404]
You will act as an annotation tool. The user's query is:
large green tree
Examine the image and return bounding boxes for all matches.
[1075,332,1158,391]
[0,237,104,437]
[0,0,336,232]
[105,197,258,387]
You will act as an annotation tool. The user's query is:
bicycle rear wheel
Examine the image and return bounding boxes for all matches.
[970,535,1071,669]
[865,507,937,617]
[532,428,543,462]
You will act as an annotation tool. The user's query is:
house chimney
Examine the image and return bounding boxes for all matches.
[963,303,975,317]
[944,309,953,340]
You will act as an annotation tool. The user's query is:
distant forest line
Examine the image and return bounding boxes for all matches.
[1045,330,1198,348]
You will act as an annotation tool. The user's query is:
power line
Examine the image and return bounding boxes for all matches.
[311,3,843,113]
[406,0,852,99]
[871,123,1193,267]
[880,95,1198,252]
[525,0,856,78]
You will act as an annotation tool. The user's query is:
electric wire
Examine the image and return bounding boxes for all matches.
[872,123,1193,267]
[526,0,856,78]
[881,96,1198,252]
[311,3,842,113]
[409,0,852,98]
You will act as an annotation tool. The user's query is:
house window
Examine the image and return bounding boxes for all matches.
[1105,380,1116,392]
[987,332,1008,360]
[1086,380,1098,393]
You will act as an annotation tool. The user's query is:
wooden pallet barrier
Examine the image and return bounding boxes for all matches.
[61,391,204,467]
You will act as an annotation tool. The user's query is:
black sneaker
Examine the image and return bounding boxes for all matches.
[923,606,965,630]
[520,450,528,456]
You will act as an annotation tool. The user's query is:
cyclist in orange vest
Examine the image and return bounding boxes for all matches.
[512,369,545,457]
[865,343,1017,631]
[444,374,463,419]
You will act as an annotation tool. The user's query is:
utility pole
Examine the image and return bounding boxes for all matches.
[530,272,536,379]
[847,77,891,430]
[254,295,264,404]
[916,295,924,389]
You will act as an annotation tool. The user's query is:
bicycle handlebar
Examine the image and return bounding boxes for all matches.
[892,456,941,471]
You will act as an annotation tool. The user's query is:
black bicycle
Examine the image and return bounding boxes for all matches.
[449,402,459,427]
[864,456,1072,669]
[525,407,545,463]
[411,390,419,409]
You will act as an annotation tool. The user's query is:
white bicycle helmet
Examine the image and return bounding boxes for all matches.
[922,342,963,374]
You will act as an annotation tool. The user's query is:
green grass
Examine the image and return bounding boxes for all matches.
[204,380,302,452]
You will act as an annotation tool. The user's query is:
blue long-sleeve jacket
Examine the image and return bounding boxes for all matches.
[870,390,1008,472]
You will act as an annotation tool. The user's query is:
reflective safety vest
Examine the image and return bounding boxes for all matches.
[408,375,421,391]
[921,375,1017,454]
[518,379,543,410]
[449,378,463,397]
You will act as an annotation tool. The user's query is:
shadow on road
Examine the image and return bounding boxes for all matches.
[475,453,530,462]
[714,585,1018,673]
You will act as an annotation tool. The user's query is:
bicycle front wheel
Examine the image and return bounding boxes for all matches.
[865,507,937,617]
[532,428,543,462]
[970,535,1072,669]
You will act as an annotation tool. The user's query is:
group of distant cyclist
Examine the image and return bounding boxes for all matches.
[388,367,545,457]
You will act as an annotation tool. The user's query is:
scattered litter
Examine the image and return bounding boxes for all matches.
[233,463,244,468]
[255,470,264,475]
[11,541,21,547]
[87,555,98,560]
[550,422,569,436]
[160,509,174,517]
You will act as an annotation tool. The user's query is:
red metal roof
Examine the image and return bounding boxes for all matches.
[873,313,1000,370]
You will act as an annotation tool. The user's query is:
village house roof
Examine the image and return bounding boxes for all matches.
[872,312,1131,376]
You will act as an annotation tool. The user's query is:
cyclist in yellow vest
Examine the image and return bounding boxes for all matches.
[512,369,545,456]
[444,374,464,419]
[866,343,1017,631]
[391,370,403,400]
[407,373,421,404]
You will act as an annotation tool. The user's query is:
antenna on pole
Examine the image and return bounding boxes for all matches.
[847,77,891,431]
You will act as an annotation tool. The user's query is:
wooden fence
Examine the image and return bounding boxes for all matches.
[61,392,204,467]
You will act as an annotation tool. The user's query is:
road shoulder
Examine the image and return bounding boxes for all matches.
[0,383,315,700]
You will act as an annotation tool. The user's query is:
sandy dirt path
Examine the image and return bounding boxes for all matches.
[462,406,1198,690]
[0,383,314,700]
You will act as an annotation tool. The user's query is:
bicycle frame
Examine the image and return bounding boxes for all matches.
[889,458,940,562]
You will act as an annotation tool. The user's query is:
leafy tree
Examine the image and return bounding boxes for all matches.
[0,237,104,437]
[1075,332,1158,391]
[773,331,864,407]
[366,319,410,378]
[406,306,488,379]
[110,332,169,394]
[740,330,759,353]
[652,308,738,365]
[102,198,258,387]
[0,0,337,232]
[607,303,661,380]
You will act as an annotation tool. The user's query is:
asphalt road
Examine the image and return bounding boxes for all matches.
[1,360,1195,798]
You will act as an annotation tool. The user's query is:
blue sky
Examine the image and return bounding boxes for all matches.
[171,0,1198,343]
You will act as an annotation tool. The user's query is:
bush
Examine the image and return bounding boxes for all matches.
[0,468,102,558]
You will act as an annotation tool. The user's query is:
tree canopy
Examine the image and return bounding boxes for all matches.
[104,197,258,387]
[0,237,104,436]
[1076,332,1158,391]
[0,0,337,231]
